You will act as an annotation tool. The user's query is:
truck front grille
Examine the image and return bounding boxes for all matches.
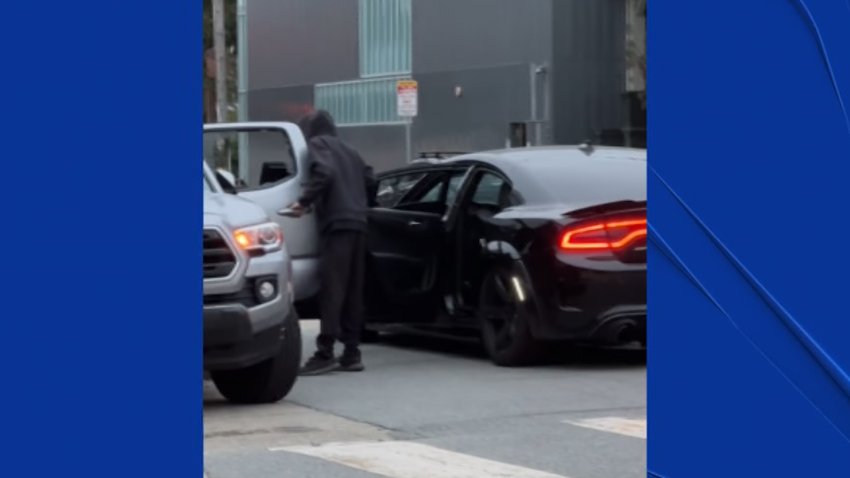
[203,229,237,279]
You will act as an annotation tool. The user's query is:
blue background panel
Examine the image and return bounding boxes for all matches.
[1,1,201,477]
[650,0,850,476]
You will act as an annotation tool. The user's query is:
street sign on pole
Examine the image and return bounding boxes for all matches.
[397,80,418,163]
[397,80,418,118]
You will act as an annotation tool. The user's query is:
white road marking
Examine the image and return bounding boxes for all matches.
[272,440,569,478]
[562,417,646,439]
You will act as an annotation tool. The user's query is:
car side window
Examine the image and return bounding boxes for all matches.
[417,180,444,203]
[445,173,465,205]
[203,129,297,190]
[400,170,467,208]
[470,172,519,210]
[375,173,426,208]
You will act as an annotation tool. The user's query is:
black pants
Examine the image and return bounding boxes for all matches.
[316,230,366,358]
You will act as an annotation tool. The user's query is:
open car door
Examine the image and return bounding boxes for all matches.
[203,122,320,302]
[366,207,445,322]
[366,167,469,322]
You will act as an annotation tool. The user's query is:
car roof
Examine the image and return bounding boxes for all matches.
[451,145,646,166]
[389,145,645,173]
[383,145,646,208]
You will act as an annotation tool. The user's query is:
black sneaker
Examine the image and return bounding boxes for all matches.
[337,349,365,372]
[298,354,338,376]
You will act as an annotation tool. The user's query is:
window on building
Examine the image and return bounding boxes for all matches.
[359,0,412,77]
[315,77,408,126]
[314,0,412,127]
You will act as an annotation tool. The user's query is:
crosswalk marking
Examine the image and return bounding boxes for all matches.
[562,417,646,439]
[272,440,569,478]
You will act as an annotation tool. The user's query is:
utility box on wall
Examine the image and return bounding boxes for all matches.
[509,122,528,148]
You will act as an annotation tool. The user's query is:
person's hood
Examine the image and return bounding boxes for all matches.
[298,110,338,140]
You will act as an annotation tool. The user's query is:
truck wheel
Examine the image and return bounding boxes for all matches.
[212,310,302,404]
[478,265,547,366]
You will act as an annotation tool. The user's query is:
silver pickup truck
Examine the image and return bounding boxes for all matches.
[203,161,301,404]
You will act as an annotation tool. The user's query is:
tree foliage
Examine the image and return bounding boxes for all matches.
[203,0,238,121]
[203,0,237,51]
[625,0,647,110]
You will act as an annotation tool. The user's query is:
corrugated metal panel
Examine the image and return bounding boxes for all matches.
[315,77,409,125]
[360,0,412,77]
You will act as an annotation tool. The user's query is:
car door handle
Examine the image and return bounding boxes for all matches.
[407,220,424,228]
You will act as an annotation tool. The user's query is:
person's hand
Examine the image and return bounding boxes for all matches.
[287,201,306,218]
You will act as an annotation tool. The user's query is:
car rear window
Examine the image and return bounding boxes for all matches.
[508,152,646,205]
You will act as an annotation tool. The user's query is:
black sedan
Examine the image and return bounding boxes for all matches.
[364,145,646,366]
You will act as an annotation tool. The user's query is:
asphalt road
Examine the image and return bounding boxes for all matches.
[204,320,646,478]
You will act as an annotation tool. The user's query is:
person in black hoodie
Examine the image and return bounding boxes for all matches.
[288,110,377,376]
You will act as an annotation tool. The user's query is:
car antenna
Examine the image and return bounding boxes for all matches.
[578,139,594,156]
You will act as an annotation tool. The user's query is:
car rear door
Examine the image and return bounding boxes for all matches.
[203,122,320,301]
[366,167,470,322]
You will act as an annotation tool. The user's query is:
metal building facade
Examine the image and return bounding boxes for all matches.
[242,0,636,172]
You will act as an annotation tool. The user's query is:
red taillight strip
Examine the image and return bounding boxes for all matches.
[559,223,609,250]
[560,218,647,252]
[609,228,648,249]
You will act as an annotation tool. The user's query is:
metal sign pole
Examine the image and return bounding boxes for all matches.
[405,118,412,163]
[397,79,418,163]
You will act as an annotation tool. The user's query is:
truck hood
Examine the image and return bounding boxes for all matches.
[204,191,269,228]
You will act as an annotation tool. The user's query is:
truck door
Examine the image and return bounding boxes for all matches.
[203,122,320,302]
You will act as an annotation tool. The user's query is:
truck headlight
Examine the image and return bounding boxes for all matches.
[233,222,283,253]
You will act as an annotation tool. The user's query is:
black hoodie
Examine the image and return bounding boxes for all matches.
[297,110,377,234]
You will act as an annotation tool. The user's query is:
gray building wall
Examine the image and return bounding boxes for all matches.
[407,0,553,160]
[551,0,628,145]
[243,0,630,171]
[246,0,359,89]
[244,0,360,127]
[338,63,536,172]
[412,0,553,74]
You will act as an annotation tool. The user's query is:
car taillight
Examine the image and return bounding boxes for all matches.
[559,217,647,252]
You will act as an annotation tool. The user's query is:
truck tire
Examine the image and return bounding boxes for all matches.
[478,265,548,366]
[212,310,302,404]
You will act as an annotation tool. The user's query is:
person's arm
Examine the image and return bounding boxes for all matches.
[298,142,334,208]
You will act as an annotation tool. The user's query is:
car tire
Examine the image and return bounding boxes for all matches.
[478,264,548,366]
[212,309,302,404]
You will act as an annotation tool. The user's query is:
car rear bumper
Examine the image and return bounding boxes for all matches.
[583,305,646,345]
[527,265,646,345]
